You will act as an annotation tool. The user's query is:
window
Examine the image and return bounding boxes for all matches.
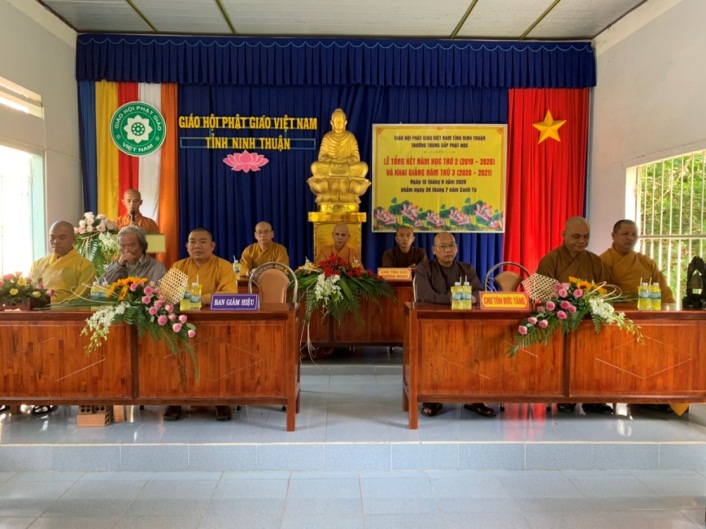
[632,150,706,303]
[0,144,45,273]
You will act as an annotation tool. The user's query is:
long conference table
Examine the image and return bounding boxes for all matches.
[0,304,300,431]
[403,302,706,429]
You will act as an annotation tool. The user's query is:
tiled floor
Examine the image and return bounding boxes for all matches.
[1,348,706,528]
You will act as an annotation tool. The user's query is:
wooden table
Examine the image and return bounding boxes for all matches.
[301,280,413,348]
[0,304,300,430]
[403,303,706,429]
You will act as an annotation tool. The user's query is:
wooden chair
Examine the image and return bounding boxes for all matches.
[248,262,298,303]
[483,261,530,293]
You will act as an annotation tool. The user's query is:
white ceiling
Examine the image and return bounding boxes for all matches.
[37,0,646,40]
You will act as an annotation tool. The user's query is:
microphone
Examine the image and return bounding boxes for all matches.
[129,210,136,224]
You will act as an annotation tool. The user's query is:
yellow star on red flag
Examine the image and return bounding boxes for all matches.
[533,110,566,144]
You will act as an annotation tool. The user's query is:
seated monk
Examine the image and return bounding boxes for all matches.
[537,216,612,415]
[239,221,290,277]
[537,216,611,284]
[165,228,238,423]
[600,219,675,303]
[317,223,360,265]
[29,220,95,303]
[380,226,428,269]
[310,108,368,178]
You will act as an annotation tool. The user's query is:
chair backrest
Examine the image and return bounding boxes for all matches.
[483,261,531,292]
[494,271,523,292]
[248,262,298,304]
[412,274,419,301]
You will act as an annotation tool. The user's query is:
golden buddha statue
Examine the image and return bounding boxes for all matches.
[308,108,371,212]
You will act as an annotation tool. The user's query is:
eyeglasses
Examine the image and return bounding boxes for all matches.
[435,244,457,250]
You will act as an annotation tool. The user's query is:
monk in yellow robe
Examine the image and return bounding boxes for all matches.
[537,216,611,284]
[316,223,360,265]
[115,189,159,233]
[29,220,95,303]
[601,219,684,416]
[170,228,237,305]
[166,228,237,422]
[600,219,675,302]
[239,221,290,277]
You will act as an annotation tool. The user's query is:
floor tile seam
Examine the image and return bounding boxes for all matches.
[8,440,706,450]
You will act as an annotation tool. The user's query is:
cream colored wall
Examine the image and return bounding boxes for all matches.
[0,0,78,236]
[589,0,706,252]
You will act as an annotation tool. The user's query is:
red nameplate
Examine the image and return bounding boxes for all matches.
[479,292,530,311]
[377,268,412,281]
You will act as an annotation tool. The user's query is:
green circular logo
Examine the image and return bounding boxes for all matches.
[110,102,166,156]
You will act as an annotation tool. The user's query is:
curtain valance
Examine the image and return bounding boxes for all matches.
[76,35,595,88]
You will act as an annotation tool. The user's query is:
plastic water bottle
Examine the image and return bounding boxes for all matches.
[451,281,462,310]
[462,280,473,310]
[232,259,241,280]
[180,291,191,312]
[637,282,651,310]
[650,282,662,311]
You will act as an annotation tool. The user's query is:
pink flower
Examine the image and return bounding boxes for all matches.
[400,202,420,222]
[148,306,159,316]
[373,207,398,226]
[424,211,447,228]
[172,323,182,333]
[179,314,188,323]
[142,295,151,304]
[538,320,548,329]
[169,314,177,321]
[558,289,568,298]
[474,203,493,222]
[47,289,55,297]
[144,286,154,295]
[129,283,139,291]
[573,289,583,298]
[165,304,173,313]
[528,316,538,325]
[518,325,528,335]
[557,311,567,320]
[157,315,167,326]
[187,329,196,338]
[223,150,269,173]
[567,305,577,313]
[154,299,164,308]
[560,300,571,310]
[545,301,556,311]
[448,208,471,226]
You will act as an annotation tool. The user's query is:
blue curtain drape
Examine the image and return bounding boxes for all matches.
[76,36,595,88]
[76,35,595,278]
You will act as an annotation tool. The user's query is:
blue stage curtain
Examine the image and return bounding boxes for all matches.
[76,36,595,89]
[77,35,595,278]
[78,81,98,212]
[177,84,507,276]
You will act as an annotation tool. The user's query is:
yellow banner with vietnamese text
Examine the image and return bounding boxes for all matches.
[371,124,506,232]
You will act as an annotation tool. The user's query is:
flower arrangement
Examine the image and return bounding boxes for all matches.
[74,212,119,277]
[296,256,394,325]
[0,272,54,309]
[507,276,642,357]
[82,277,197,370]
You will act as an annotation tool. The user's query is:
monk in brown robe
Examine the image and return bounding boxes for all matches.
[537,216,611,284]
[536,216,612,415]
